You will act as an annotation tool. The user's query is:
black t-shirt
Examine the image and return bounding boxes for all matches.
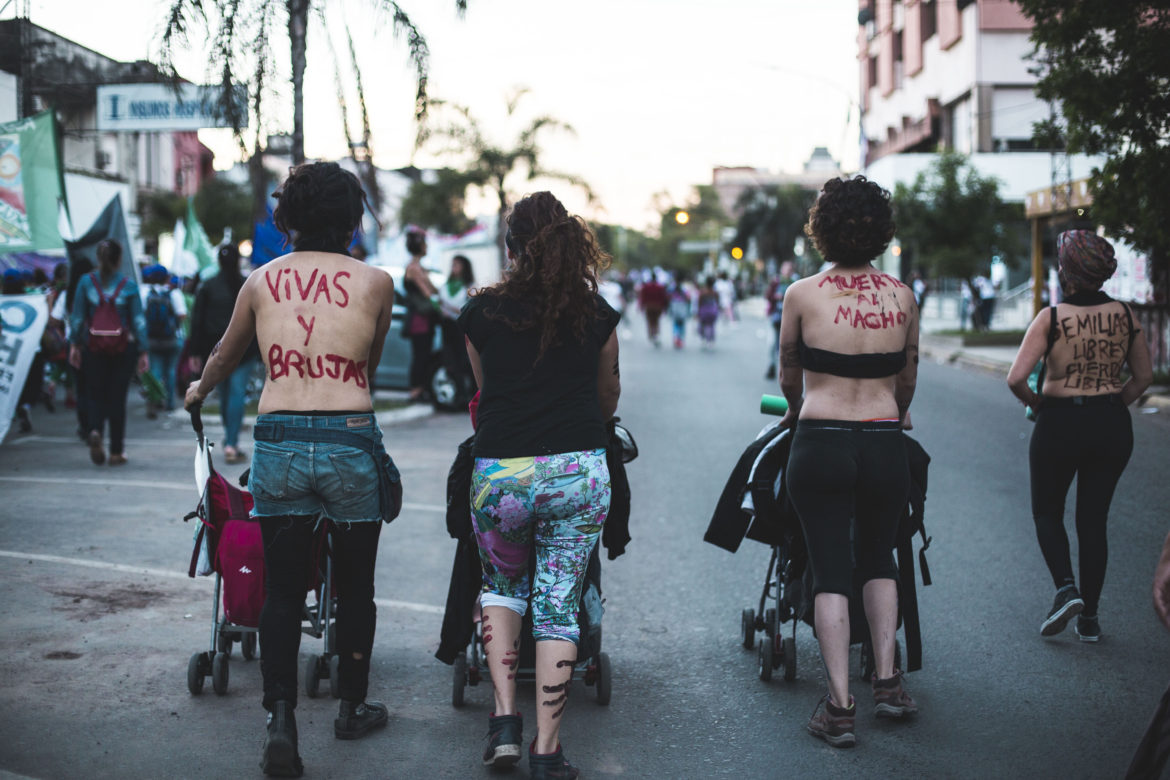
[459,292,620,458]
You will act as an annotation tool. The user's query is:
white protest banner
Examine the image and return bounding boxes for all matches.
[0,294,49,444]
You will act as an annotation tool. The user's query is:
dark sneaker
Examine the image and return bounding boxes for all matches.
[528,741,579,779]
[483,713,522,768]
[1075,615,1101,643]
[1041,586,1084,636]
[260,701,303,778]
[872,670,918,718]
[334,699,388,740]
[807,695,856,748]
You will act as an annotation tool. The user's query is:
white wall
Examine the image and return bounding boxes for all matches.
[0,71,17,124]
[991,86,1048,143]
[978,31,1035,84]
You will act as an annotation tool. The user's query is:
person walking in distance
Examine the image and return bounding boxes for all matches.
[637,270,667,347]
[459,191,620,779]
[777,176,920,748]
[188,245,259,463]
[402,229,439,403]
[185,162,398,778]
[1007,231,1152,642]
[68,239,149,465]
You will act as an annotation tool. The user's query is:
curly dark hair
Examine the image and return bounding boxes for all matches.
[804,176,895,268]
[480,191,611,362]
[273,161,369,254]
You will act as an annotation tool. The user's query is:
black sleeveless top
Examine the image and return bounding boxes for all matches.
[799,338,907,379]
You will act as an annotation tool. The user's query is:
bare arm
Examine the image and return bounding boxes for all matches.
[364,273,396,378]
[407,263,438,297]
[1155,530,1170,631]
[185,277,257,407]
[597,330,621,421]
[1006,310,1051,411]
[1121,329,1153,406]
[777,283,803,427]
[896,304,919,425]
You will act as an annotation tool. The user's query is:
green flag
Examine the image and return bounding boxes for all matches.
[0,110,66,254]
[181,198,216,278]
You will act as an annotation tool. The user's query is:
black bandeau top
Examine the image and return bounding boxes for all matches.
[799,339,907,378]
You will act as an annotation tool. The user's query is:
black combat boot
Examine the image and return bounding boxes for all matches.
[334,699,389,740]
[260,701,303,778]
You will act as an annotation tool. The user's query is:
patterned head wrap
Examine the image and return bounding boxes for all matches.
[1057,230,1116,292]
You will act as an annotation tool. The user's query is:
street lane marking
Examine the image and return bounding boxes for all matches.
[0,477,447,513]
[0,549,445,615]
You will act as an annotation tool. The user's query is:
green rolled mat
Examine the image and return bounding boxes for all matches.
[760,394,789,416]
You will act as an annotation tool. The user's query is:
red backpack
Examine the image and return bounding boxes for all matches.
[88,273,129,354]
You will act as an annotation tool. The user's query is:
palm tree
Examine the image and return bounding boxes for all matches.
[732,184,816,273]
[158,0,466,166]
[420,87,595,268]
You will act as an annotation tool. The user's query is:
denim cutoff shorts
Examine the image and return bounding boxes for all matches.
[248,412,384,523]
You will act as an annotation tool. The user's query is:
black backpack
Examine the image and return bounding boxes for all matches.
[145,287,178,349]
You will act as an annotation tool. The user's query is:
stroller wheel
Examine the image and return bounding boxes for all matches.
[241,632,257,661]
[782,636,797,682]
[741,608,756,650]
[187,652,206,695]
[595,653,612,705]
[212,652,229,695]
[329,655,341,699]
[217,628,233,657]
[304,653,322,698]
[452,655,467,708]
[757,641,773,682]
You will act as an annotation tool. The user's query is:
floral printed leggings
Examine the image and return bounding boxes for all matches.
[470,449,610,643]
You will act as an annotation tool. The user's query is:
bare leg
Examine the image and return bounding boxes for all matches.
[813,592,851,708]
[482,606,522,715]
[533,639,576,754]
[862,578,898,680]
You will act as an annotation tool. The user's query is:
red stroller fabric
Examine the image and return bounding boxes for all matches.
[189,470,266,628]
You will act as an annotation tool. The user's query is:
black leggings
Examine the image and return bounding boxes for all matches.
[1029,399,1132,615]
[81,348,136,455]
[258,516,382,710]
[408,332,434,390]
[787,420,909,597]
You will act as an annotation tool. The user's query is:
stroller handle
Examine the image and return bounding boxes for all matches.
[188,403,204,436]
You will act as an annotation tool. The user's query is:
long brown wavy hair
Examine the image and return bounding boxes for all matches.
[479,191,611,362]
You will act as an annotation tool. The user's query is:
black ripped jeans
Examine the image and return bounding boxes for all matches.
[258,516,382,710]
[1029,400,1133,615]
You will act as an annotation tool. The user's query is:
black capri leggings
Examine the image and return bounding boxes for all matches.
[786,420,909,598]
[1030,397,1132,615]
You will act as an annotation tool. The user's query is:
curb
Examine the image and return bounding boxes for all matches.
[920,342,1012,378]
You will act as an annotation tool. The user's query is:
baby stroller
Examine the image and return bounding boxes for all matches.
[451,543,611,708]
[183,407,339,697]
[706,419,931,685]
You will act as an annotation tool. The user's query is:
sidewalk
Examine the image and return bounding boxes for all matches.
[920,333,1170,411]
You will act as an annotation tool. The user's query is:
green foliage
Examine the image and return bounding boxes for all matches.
[138,191,186,242]
[193,177,254,245]
[732,184,816,266]
[1018,0,1170,300]
[651,185,730,270]
[592,223,656,270]
[398,168,484,235]
[892,151,1023,281]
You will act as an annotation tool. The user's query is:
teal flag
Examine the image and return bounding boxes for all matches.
[0,111,66,254]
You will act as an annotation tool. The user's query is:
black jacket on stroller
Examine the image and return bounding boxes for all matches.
[435,421,634,665]
[704,421,932,672]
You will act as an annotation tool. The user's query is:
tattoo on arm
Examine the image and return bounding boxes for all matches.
[780,343,801,369]
[209,339,223,360]
[611,358,619,377]
[907,343,919,366]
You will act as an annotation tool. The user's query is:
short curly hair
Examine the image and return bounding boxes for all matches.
[804,176,895,268]
[273,161,367,253]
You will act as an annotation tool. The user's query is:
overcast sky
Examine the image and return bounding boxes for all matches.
[25,0,860,230]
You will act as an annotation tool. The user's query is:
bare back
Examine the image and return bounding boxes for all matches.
[1043,301,1133,397]
[780,265,918,421]
[248,251,394,413]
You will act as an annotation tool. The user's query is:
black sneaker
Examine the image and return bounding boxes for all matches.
[1075,615,1101,643]
[1041,586,1084,636]
[528,741,579,780]
[334,699,388,740]
[483,713,522,767]
[260,701,304,778]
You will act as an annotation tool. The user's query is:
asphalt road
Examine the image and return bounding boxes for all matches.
[0,306,1168,780]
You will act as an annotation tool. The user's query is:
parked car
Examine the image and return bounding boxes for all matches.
[370,264,473,410]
